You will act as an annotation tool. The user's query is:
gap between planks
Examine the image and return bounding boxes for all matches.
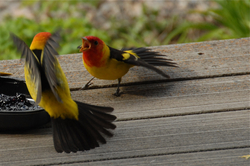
[115,108,250,122]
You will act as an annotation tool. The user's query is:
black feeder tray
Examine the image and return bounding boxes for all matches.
[0,76,50,131]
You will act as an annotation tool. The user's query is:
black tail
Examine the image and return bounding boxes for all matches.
[51,101,116,153]
[122,47,178,78]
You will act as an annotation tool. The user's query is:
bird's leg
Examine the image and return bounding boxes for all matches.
[113,78,123,97]
[81,77,95,90]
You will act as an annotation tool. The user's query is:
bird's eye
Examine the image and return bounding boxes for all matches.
[94,41,98,45]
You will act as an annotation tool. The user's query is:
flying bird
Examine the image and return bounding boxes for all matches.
[12,32,116,153]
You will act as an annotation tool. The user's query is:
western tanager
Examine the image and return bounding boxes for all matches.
[11,32,116,153]
[78,36,178,96]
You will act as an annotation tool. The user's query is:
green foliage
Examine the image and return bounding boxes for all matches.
[183,0,250,42]
[0,1,108,60]
[211,0,250,38]
[1,0,249,60]
[0,17,34,60]
[106,5,182,48]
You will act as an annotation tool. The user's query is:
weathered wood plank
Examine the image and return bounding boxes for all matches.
[2,62,248,120]
[1,38,249,89]
[57,148,250,166]
[0,110,249,165]
[70,75,250,120]
[0,38,249,166]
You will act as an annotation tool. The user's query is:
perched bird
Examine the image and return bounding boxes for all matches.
[78,36,178,96]
[11,32,116,153]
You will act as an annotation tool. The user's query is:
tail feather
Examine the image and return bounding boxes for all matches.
[135,60,171,78]
[64,123,84,152]
[81,110,115,137]
[52,118,89,153]
[51,101,116,153]
[87,109,116,121]
[57,122,75,153]
[81,102,114,113]
[146,61,178,67]
[52,120,64,152]
[76,117,103,147]
[81,110,116,130]
[77,101,116,126]
[78,117,107,144]
[84,119,114,137]
[69,122,94,150]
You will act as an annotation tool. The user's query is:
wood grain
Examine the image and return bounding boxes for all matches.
[0,38,249,165]
[0,110,249,165]
[71,75,250,120]
[1,38,249,89]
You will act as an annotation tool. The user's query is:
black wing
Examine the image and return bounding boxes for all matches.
[42,31,62,102]
[128,47,178,67]
[11,33,42,104]
[109,46,178,78]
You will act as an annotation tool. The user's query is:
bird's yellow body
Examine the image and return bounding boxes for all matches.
[83,58,132,80]
[24,60,78,120]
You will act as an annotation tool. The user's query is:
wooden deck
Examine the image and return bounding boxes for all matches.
[0,38,249,165]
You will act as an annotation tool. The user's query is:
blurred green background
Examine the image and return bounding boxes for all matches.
[0,0,249,60]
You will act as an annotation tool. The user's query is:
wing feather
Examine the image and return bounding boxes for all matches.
[11,33,42,104]
[109,46,177,78]
[42,31,62,102]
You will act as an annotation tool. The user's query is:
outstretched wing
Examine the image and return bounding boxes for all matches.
[109,46,177,78]
[126,47,178,67]
[42,31,62,102]
[11,33,42,104]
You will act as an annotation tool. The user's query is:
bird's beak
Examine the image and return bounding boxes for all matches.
[79,37,91,52]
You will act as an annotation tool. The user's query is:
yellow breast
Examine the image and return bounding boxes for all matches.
[24,60,79,120]
[84,57,132,80]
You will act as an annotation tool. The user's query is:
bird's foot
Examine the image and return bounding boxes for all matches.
[113,89,124,97]
[80,82,93,90]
